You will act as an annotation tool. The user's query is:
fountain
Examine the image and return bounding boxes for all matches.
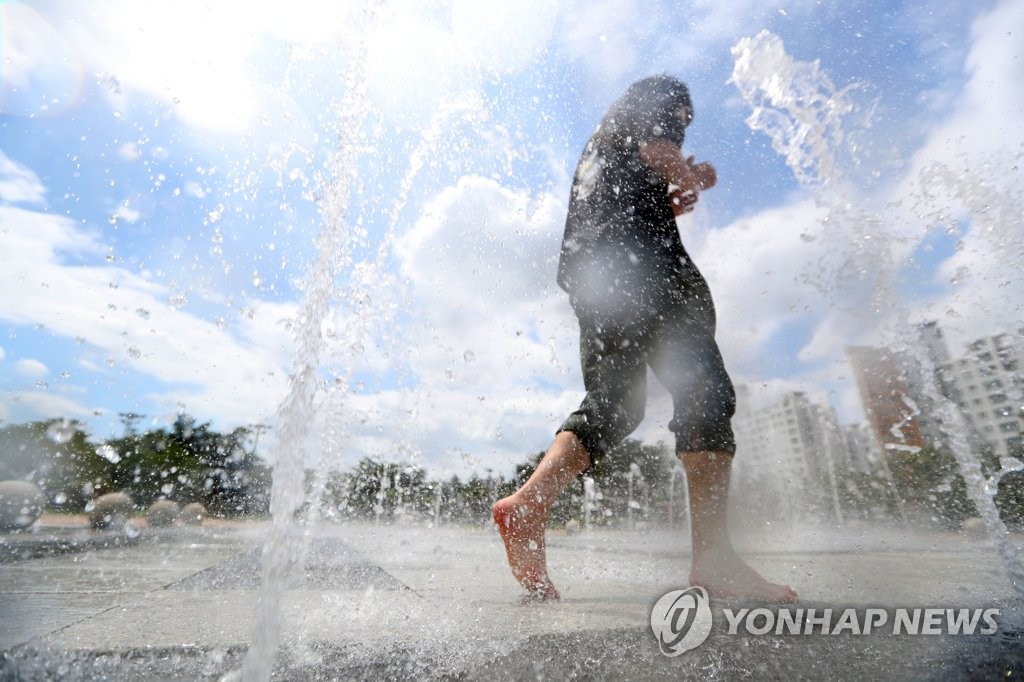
[2,2,1023,680]
[582,476,597,530]
[730,29,1024,593]
[666,462,685,530]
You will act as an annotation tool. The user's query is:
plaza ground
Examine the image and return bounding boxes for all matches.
[1,516,1022,679]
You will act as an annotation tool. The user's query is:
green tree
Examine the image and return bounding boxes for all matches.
[995,471,1024,530]
[889,446,975,528]
[0,419,98,512]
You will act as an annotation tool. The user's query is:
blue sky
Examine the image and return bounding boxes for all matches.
[1,0,1021,477]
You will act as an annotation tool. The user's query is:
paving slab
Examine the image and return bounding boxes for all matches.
[1,520,1022,680]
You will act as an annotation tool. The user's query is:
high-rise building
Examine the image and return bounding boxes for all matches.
[732,388,845,522]
[839,422,884,473]
[918,320,951,368]
[847,345,926,452]
[938,329,1024,458]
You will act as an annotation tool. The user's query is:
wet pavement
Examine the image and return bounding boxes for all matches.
[1,518,1022,680]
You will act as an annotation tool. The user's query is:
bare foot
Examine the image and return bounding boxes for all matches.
[492,497,559,600]
[689,550,797,603]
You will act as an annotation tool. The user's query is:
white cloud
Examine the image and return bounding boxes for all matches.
[364,17,479,131]
[183,182,207,199]
[452,0,558,75]
[14,358,48,379]
[28,0,498,135]
[31,0,359,133]
[555,0,816,100]
[118,143,142,162]
[1,389,91,423]
[0,2,84,118]
[0,150,47,205]
[556,0,644,84]
[111,202,141,224]
[387,176,581,473]
[0,202,291,430]
[882,0,1024,350]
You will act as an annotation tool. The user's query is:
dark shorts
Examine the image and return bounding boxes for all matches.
[558,285,736,463]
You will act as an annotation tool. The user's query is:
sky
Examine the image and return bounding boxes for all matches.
[0,0,1021,479]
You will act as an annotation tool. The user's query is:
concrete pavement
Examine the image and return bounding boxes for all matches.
[1,518,1022,680]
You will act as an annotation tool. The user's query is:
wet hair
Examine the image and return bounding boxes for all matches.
[595,75,693,149]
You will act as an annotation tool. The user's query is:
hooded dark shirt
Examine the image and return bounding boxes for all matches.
[557,75,703,324]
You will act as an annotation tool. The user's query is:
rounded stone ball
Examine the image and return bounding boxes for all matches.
[89,492,134,530]
[146,500,181,527]
[181,502,207,526]
[0,480,45,531]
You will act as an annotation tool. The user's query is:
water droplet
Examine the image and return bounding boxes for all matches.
[53,492,67,505]
[97,444,121,463]
[999,457,1024,474]
[46,420,77,444]
[126,345,141,359]
[445,368,455,381]
[168,293,188,309]
[463,350,476,363]
[135,308,150,319]
[206,204,224,223]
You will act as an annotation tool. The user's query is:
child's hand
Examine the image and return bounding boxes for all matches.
[688,157,717,191]
[669,187,698,216]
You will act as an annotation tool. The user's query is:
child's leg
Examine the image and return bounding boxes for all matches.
[492,431,591,599]
[683,450,798,602]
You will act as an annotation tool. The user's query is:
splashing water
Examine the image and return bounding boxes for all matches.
[227,16,500,682]
[730,30,869,190]
[232,19,376,681]
[731,30,1024,594]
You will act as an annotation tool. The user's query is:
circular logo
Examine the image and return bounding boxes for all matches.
[650,587,713,656]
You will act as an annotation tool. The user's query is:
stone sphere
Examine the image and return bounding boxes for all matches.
[181,502,207,526]
[146,500,181,527]
[0,481,45,531]
[89,492,134,530]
